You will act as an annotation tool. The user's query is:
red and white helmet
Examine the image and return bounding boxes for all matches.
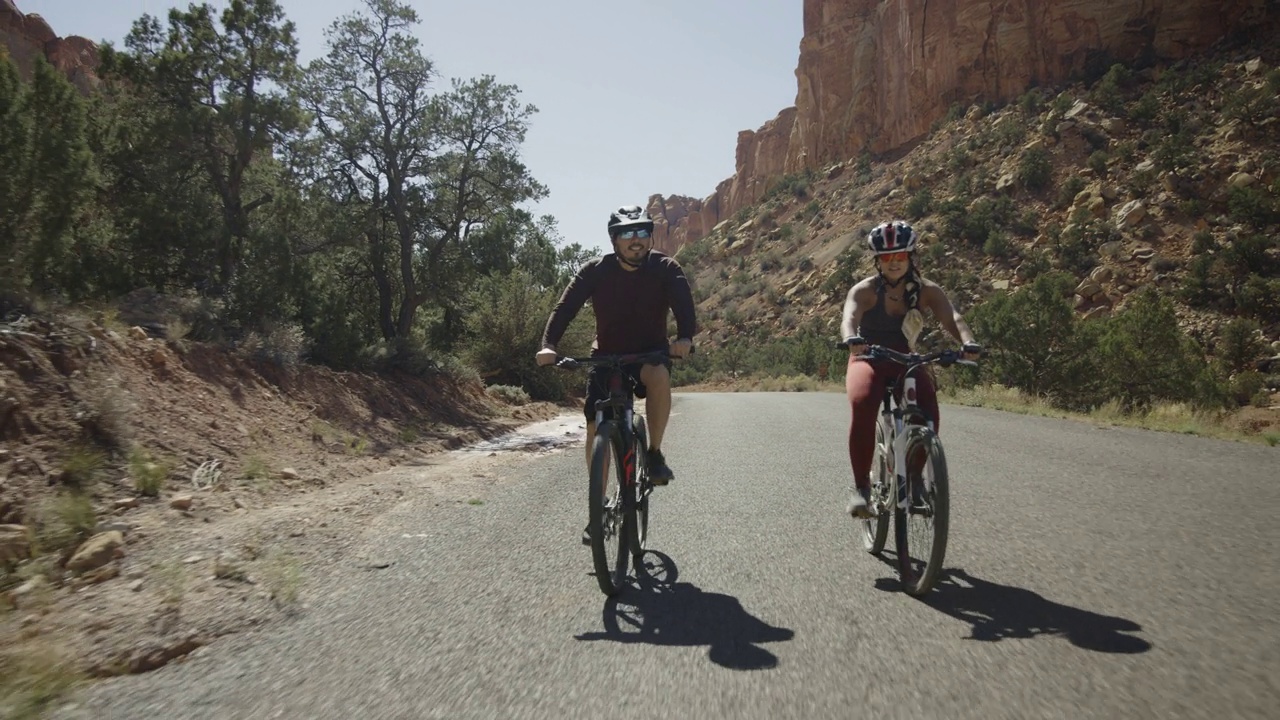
[866,221,918,255]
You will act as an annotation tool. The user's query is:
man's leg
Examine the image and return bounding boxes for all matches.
[638,362,674,484]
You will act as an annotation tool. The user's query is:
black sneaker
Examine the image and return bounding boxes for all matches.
[846,486,873,519]
[648,448,674,486]
[581,524,591,545]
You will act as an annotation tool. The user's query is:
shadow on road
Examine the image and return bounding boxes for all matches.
[874,562,1152,653]
[575,550,795,670]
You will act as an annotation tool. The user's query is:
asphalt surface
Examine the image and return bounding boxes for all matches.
[52,393,1280,719]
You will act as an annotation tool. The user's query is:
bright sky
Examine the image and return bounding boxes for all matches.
[16,0,803,253]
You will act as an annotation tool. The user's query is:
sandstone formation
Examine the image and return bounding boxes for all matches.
[652,0,1274,256]
[0,0,100,92]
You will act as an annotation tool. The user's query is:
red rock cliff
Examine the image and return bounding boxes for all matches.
[0,0,99,91]
[652,0,1273,255]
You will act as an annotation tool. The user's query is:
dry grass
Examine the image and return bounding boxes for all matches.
[127,447,171,497]
[260,550,303,607]
[942,385,1278,445]
[0,643,83,720]
[675,379,1278,445]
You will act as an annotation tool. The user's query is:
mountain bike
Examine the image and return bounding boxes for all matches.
[838,341,977,595]
[555,350,669,596]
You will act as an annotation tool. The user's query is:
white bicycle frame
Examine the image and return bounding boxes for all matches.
[880,373,936,512]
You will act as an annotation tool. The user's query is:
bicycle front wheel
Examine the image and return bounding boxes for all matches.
[863,416,892,554]
[895,426,950,596]
[630,415,650,562]
[589,421,630,596]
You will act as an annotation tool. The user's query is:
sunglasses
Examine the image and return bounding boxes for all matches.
[877,251,911,262]
[616,229,651,240]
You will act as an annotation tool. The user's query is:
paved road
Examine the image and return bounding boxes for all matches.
[52,393,1280,719]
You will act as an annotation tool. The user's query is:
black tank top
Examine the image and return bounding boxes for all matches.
[859,282,911,352]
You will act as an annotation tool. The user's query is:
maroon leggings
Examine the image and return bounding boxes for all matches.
[845,354,939,489]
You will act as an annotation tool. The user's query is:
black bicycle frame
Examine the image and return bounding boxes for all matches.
[557,350,669,510]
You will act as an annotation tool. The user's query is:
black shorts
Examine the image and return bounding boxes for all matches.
[583,358,672,422]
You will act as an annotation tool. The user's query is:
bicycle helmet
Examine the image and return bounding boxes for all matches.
[607,205,655,238]
[867,221,918,255]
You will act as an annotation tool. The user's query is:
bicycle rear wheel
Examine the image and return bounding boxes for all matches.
[589,421,631,596]
[630,415,650,562]
[894,426,950,596]
[862,417,892,554]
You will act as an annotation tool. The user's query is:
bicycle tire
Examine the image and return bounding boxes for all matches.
[589,421,630,596]
[895,426,950,596]
[630,415,650,561]
[862,417,892,554]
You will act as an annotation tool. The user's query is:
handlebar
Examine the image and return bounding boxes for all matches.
[834,340,980,369]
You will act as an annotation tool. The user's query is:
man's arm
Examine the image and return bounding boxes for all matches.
[664,258,698,343]
[540,262,597,351]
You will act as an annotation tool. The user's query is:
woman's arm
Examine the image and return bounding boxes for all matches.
[922,282,976,346]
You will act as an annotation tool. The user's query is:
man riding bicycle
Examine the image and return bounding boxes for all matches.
[536,205,697,536]
[840,220,982,519]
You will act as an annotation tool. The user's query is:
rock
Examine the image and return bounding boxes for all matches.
[125,633,205,674]
[1101,118,1126,134]
[992,280,1010,290]
[128,326,149,341]
[1064,101,1091,121]
[113,498,140,510]
[1228,172,1256,188]
[213,553,248,582]
[0,523,31,563]
[66,531,125,573]
[1076,279,1104,298]
[1132,247,1157,262]
[7,575,49,609]
[169,495,194,511]
[279,468,300,480]
[0,2,101,93]
[1115,200,1147,229]
[1099,241,1125,259]
[1090,266,1114,283]
[83,564,120,584]
[1135,160,1157,173]
[94,521,131,535]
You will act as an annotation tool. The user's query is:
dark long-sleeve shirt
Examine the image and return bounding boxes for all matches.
[541,251,697,354]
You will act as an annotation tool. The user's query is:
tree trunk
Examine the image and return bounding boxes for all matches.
[368,230,396,341]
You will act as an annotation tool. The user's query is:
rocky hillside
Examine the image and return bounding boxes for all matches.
[667,37,1280,370]
[648,0,1277,256]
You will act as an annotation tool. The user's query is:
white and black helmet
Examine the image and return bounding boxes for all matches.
[607,205,655,238]
[867,221,918,255]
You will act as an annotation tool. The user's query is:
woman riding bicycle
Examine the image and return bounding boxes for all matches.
[840,220,982,519]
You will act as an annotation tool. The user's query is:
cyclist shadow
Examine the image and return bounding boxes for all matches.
[873,561,1152,653]
[575,550,795,670]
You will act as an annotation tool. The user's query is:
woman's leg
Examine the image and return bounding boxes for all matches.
[846,357,886,491]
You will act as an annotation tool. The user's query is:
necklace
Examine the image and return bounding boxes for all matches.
[886,293,903,302]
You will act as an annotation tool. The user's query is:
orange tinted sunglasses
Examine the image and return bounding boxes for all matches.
[877,251,911,262]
